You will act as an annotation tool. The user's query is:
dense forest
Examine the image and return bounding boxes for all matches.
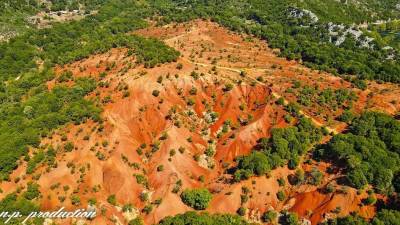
[315,112,400,193]
[157,211,249,225]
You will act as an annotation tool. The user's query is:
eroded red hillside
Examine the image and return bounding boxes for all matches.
[1,20,395,225]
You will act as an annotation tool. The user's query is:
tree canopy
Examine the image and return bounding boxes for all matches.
[315,112,400,192]
[180,188,213,210]
[158,211,249,225]
[234,117,322,181]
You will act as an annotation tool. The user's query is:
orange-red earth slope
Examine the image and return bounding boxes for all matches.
[1,20,398,225]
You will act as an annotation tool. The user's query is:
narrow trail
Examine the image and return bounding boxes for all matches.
[182,57,339,134]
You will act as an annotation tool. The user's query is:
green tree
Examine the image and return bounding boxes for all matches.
[262,210,277,223]
[158,211,248,225]
[180,188,212,210]
[23,182,40,200]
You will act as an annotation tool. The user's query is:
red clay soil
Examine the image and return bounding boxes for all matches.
[0,20,397,225]
[290,189,376,224]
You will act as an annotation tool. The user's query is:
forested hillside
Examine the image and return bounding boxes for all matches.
[3,0,400,81]
[0,0,39,40]
[148,0,400,83]
[315,112,400,193]
[295,0,400,23]
[0,0,106,40]
[0,0,179,179]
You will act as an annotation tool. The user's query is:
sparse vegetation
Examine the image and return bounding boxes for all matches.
[152,90,160,97]
[107,194,117,205]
